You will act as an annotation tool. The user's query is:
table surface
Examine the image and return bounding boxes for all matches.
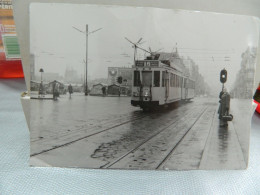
[0,79,259,195]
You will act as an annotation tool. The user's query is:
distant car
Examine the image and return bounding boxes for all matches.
[253,84,260,114]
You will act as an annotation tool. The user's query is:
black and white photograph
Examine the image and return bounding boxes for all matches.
[29,3,259,170]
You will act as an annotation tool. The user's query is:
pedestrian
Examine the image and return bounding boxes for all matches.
[38,82,44,97]
[219,88,231,126]
[52,80,59,100]
[68,84,73,98]
[102,86,106,96]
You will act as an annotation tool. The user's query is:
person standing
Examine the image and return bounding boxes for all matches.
[68,84,73,98]
[39,82,44,98]
[102,86,108,96]
[52,80,58,100]
[219,88,231,126]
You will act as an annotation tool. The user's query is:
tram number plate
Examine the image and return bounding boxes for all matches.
[136,61,158,67]
[136,61,144,66]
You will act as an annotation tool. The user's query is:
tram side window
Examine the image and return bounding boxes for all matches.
[172,74,175,87]
[154,71,160,87]
[170,73,173,87]
[134,71,141,86]
[162,71,166,87]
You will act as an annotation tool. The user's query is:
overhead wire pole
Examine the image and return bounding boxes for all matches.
[85,24,88,95]
[72,25,102,96]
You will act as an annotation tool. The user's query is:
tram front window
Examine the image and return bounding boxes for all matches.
[134,71,141,86]
[142,71,152,87]
[154,71,160,87]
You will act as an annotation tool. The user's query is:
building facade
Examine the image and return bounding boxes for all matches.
[231,47,257,99]
[108,67,132,87]
[64,66,80,83]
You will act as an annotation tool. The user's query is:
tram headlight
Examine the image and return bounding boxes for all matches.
[144,91,149,97]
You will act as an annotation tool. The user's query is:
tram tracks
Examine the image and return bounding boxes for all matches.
[100,106,209,169]
[30,113,152,156]
[155,107,209,169]
[31,112,147,143]
[101,106,208,169]
[31,102,198,157]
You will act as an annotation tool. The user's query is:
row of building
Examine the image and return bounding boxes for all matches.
[30,50,210,96]
[230,47,257,99]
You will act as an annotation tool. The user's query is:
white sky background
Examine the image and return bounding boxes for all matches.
[30,3,259,94]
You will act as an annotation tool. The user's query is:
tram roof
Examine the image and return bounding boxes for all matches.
[156,52,187,73]
[156,52,179,60]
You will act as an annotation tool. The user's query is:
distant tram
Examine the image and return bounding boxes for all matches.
[131,52,195,111]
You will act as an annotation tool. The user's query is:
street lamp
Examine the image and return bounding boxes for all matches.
[39,68,44,97]
[39,68,44,82]
[72,25,102,95]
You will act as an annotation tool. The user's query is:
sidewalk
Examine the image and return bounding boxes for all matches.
[30,91,54,100]
[199,105,247,169]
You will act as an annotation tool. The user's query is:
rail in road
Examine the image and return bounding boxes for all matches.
[31,101,202,157]
[102,107,209,169]
[31,111,147,143]
[31,112,151,156]
[30,98,248,169]
[104,106,213,169]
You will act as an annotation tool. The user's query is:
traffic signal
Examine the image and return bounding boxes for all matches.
[220,69,227,83]
[117,76,123,84]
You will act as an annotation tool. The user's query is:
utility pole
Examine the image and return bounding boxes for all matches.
[72,25,102,96]
[85,24,88,95]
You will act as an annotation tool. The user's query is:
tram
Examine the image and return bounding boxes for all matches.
[131,52,195,111]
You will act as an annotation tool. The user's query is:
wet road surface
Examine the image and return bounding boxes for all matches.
[29,94,250,170]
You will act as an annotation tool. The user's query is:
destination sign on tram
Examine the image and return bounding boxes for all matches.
[135,60,159,67]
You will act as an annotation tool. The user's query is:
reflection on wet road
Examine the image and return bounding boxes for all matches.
[218,123,230,164]
[29,94,250,170]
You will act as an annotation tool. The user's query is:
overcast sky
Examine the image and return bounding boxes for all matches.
[30,3,259,93]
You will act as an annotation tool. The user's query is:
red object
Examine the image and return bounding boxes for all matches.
[0,53,24,78]
[254,85,260,114]
[254,101,260,114]
[0,2,24,79]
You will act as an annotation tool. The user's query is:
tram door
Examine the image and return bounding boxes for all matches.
[163,71,169,101]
